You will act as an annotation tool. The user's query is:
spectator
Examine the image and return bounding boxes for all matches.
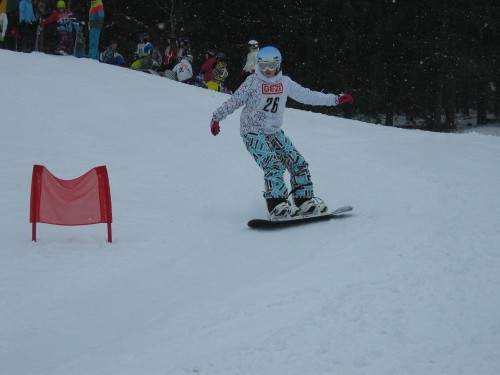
[150,47,162,71]
[40,0,79,55]
[172,54,200,84]
[10,26,20,50]
[176,37,190,59]
[131,48,161,71]
[200,49,216,83]
[18,0,37,52]
[33,0,46,51]
[131,33,153,66]
[9,26,19,49]
[33,0,47,21]
[162,36,177,69]
[0,12,8,49]
[88,0,104,60]
[100,40,125,66]
[206,52,229,93]
[242,39,259,79]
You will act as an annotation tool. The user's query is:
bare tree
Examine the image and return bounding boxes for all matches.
[154,0,180,37]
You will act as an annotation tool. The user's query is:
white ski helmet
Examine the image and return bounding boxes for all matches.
[248,39,258,48]
[257,46,282,72]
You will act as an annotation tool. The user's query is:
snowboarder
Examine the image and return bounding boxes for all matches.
[210,46,353,220]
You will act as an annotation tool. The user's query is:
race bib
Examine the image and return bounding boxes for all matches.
[258,83,286,114]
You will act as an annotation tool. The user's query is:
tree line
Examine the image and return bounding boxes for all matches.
[29,0,500,130]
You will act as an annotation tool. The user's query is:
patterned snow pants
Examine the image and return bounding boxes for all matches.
[57,30,73,55]
[242,131,314,200]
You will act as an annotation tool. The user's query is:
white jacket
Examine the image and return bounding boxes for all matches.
[172,59,193,82]
[213,69,340,136]
[243,49,258,73]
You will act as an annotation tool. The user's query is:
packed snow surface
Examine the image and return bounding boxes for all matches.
[1,50,500,375]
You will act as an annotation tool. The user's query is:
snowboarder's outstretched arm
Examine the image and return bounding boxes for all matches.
[210,77,253,135]
[287,79,353,107]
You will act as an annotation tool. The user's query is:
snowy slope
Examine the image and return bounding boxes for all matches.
[1,50,500,375]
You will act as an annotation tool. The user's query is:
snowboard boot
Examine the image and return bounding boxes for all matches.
[294,197,328,216]
[267,198,301,220]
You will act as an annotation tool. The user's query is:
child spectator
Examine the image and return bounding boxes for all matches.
[151,48,162,70]
[176,37,190,59]
[206,52,229,93]
[200,49,216,83]
[100,40,125,66]
[33,0,47,21]
[242,39,259,78]
[40,0,79,55]
[172,54,194,83]
[162,36,177,69]
[131,48,162,71]
[131,33,153,67]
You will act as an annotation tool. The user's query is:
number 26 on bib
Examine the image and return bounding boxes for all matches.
[258,83,285,114]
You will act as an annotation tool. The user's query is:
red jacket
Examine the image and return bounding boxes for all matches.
[201,56,216,82]
[40,9,78,33]
[163,45,177,68]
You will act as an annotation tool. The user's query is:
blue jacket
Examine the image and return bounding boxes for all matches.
[19,0,36,24]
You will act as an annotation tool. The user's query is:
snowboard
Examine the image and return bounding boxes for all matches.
[136,69,162,76]
[73,26,85,58]
[248,205,353,229]
[53,50,70,56]
[34,25,44,52]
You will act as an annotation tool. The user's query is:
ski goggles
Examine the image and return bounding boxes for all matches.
[258,60,279,71]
